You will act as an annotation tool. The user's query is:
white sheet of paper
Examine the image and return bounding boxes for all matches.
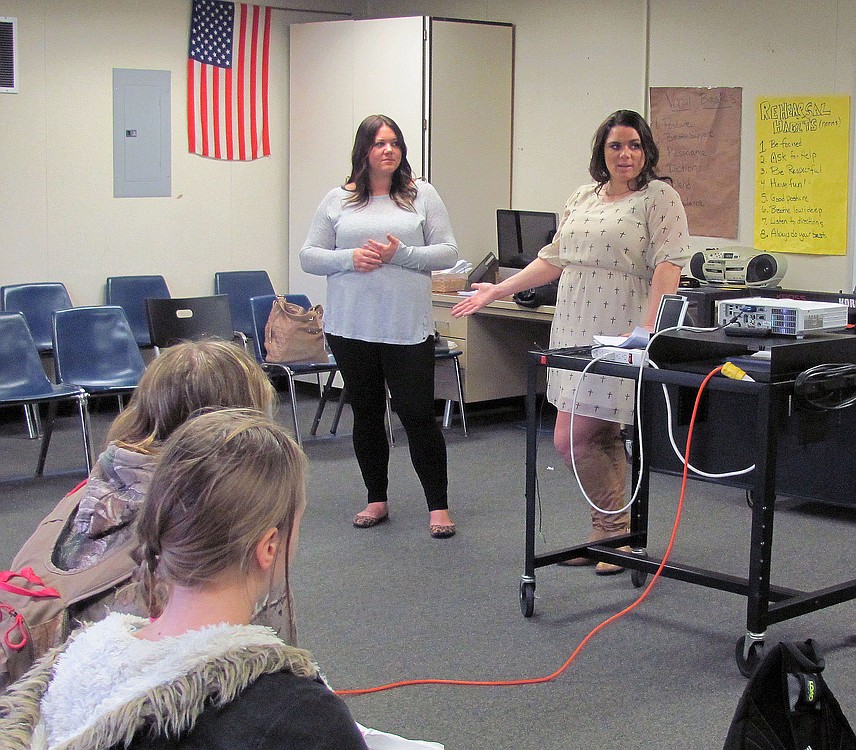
[592,326,650,349]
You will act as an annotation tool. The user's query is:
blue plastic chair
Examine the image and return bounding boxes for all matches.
[0,312,92,476]
[214,271,275,340]
[249,294,339,446]
[1,282,74,439]
[53,306,146,424]
[106,275,171,348]
[1,282,73,354]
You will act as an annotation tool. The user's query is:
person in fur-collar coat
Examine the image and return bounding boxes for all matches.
[0,410,367,750]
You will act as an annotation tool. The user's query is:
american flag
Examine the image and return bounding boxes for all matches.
[187,0,271,160]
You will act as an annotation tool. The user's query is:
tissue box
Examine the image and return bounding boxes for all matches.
[431,273,468,293]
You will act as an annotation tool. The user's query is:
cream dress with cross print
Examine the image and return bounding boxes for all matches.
[539,179,692,423]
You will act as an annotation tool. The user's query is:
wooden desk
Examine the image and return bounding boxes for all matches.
[431,293,554,403]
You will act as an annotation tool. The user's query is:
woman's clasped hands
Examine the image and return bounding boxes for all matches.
[353,233,401,272]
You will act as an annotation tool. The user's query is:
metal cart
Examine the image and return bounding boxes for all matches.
[521,338,856,675]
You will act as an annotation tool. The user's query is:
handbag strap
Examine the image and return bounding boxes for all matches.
[0,567,62,599]
[0,602,27,650]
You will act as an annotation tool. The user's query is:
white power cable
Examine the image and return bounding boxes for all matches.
[567,324,755,514]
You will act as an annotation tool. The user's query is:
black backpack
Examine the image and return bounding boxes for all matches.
[723,639,856,750]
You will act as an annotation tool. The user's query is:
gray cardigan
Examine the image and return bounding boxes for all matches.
[300,180,457,345]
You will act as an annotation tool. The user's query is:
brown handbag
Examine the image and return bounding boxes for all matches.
[264,297,328,364]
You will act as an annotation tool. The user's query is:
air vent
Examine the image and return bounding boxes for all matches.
[1,17,18,93]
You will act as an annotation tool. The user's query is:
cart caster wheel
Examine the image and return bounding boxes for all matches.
[735,636,764,677]
[629,549,648,588]
[519,580,535,618]
[630,569,647,588]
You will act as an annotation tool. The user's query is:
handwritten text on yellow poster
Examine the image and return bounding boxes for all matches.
[755,95,849,255]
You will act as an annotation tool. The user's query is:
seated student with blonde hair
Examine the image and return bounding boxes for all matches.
[0,409,368,749]
[6,340,292,677]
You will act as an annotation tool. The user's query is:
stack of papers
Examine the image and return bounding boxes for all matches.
[592,326,650,349]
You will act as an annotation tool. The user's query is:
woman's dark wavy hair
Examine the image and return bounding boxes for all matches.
[345,114,417,210]
[588,109,671,192]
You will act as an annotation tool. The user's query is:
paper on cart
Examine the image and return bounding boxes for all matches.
[592,326,650,349]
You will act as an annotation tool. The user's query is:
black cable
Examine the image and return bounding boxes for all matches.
[793,363,856,410]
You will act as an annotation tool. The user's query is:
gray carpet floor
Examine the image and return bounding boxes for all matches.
[2,392,855,750]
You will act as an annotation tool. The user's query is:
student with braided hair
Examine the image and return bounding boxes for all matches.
[0,409,368,750]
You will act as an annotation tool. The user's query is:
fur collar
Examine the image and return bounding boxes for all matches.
[0,613,317,750]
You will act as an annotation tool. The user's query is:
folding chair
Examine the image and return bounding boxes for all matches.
[214,270,275,341]
[248,293,340,446]
[0,312,92,476]
[53,306,146,429]
[146,295,243,350]
[105,275,171,348]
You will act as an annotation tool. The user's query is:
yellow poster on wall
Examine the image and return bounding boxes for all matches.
[754,95,849,255]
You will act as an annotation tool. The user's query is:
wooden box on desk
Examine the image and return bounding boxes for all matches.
[431,274,468,293]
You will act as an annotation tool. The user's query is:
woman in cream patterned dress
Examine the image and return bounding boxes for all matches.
[453,110,691,574]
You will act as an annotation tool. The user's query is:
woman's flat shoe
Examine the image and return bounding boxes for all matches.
[430,523,456,539]
[353,513,389,528]
[594,545,632,576]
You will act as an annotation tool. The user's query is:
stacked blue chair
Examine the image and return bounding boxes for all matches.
[0,312,92,476]
[1,282,73,354]
[214,270,275,341]
[52,306,146,430]
[1,282,74,439]
[106,275,171,348]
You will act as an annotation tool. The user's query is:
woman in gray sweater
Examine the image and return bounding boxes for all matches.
[300,114,459,539]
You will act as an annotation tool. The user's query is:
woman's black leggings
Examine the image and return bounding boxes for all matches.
[326,333,448,512]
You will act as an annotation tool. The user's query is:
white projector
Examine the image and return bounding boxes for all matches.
[717,297,848,336]
[688,247,788,287]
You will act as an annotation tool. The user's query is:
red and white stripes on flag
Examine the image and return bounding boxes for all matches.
[187,0,271,160]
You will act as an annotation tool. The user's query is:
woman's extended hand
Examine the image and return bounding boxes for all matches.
[363,234,401,264]
[352,246,383,273]
[451,283,499,317]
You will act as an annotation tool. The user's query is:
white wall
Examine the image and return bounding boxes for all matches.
[365,0,856,293]
[2,0,854,301]
[0,0,340,306]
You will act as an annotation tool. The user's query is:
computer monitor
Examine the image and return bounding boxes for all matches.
[496,209,558,269]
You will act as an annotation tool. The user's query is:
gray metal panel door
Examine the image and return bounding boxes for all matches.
[113,68,171,198]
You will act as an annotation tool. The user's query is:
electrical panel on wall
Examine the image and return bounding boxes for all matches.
[112,68,171,198]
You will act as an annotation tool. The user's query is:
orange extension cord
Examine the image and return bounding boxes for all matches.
[336,365,725,697]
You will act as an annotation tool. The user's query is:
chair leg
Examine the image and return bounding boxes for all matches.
[310,371,337,437]
[79,394,94,473]
[35,401,57,477]
[447,357,468,436]
[330,385,347,435]
[285,372,302,447]
[385,387,395,447]
[25,404,42,439]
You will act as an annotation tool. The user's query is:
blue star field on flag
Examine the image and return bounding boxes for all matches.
[189,0,234,68]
